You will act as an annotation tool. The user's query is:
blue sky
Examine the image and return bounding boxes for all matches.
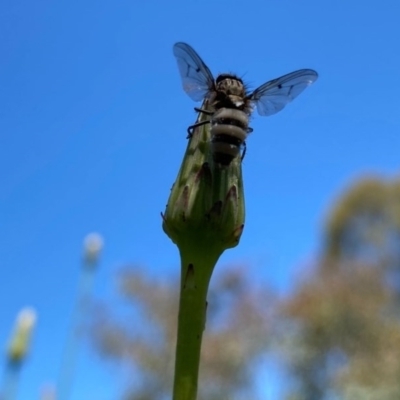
[1,0,399,398]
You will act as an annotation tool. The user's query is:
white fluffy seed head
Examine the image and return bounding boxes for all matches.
[83,232,104,264]
[17,307,37,330]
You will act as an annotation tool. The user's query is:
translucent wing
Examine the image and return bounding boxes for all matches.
[250,69,318,116]
[173,42,215,102]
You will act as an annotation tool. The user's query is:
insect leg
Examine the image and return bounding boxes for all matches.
[187,120,210,138]
[194,107,213,116]
[241,141,247,161]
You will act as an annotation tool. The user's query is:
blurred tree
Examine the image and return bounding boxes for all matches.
[324,176,400,273]
[89,266,273,400]
[279,175,400,400]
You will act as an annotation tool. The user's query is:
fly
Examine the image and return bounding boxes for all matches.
[173,42,318,166]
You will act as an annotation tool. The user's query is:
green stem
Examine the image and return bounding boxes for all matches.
[1,362,20,400]
[172,243,222,400]
[57,263,96,400]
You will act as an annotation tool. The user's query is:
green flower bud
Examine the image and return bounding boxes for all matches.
[162,101,245,256]
[7,307,37,364]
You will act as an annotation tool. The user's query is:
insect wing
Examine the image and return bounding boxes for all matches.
[173,42,215,102]
[250,69,318,116]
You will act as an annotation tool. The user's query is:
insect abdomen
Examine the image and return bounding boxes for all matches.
[210,108,249,166]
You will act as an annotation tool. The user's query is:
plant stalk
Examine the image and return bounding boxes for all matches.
[172,243,222,400]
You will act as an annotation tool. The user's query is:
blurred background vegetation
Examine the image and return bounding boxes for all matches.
[81,174,400,400]
[3,173,400,399]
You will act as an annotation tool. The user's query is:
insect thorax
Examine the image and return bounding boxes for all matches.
[211,74,249,112]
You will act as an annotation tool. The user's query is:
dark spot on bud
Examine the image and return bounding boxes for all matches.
[183,263,196,289]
